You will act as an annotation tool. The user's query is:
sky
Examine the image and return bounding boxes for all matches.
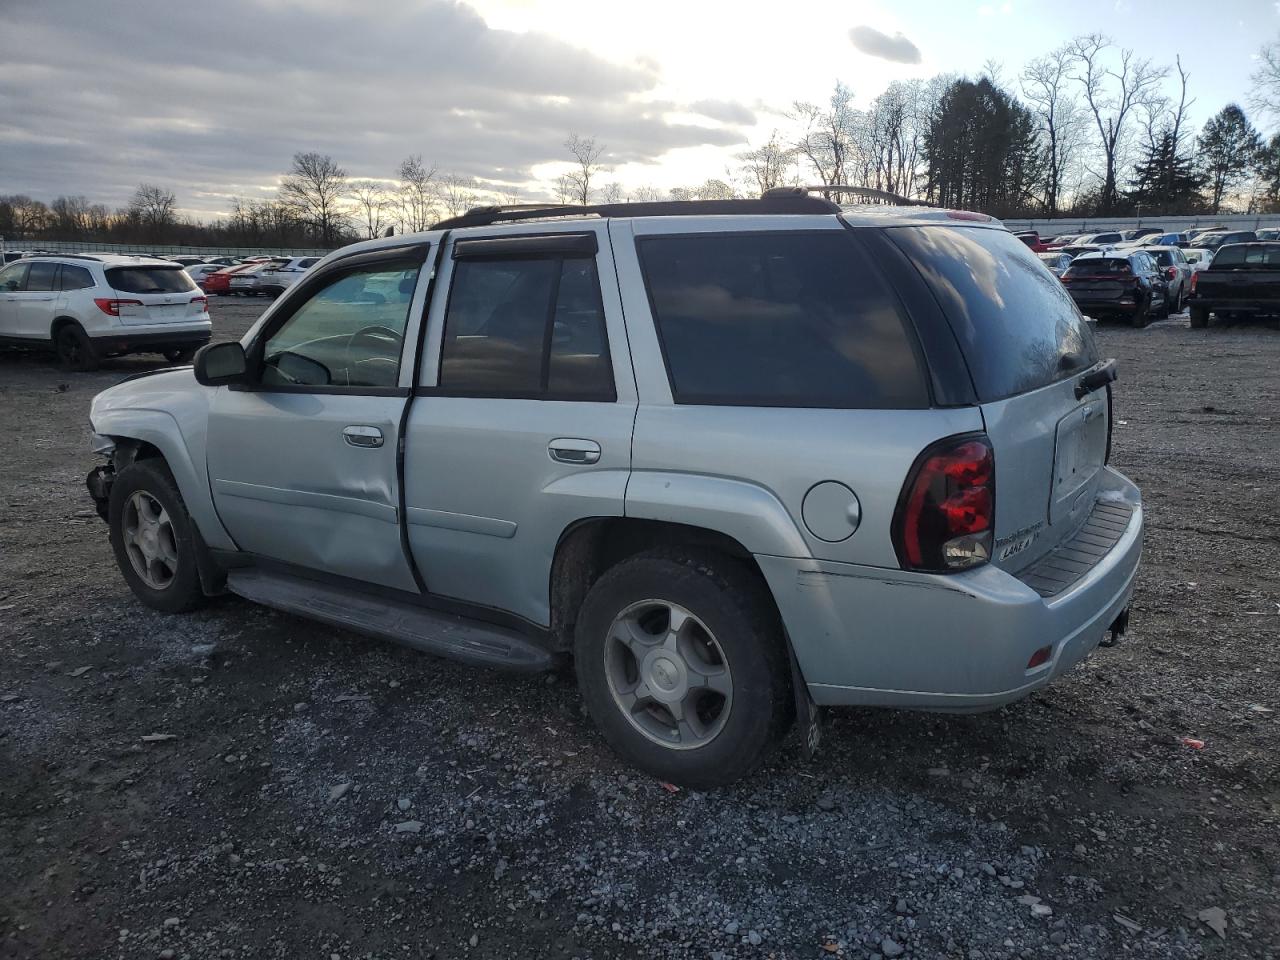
[1,0,1277,221]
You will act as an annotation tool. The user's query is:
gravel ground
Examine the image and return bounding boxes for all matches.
[1,296,1278,960]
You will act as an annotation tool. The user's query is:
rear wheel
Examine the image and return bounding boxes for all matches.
[55,323,100,372]
[1131,296,1152,328]
[108,459,206,613]
[1189,306,1209,329]
[574,549,793,788]
[1169,287,1183,315]
[163,347,198,363]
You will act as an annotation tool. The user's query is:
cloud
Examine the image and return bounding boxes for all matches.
[0,0,753,212]
[848,25,922,64]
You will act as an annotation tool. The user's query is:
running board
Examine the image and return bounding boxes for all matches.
[225,568,552,672]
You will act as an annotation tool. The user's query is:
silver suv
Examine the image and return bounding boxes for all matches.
[85,192,1143,787]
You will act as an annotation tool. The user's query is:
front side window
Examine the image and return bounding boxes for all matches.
[259,260,421,389]
[0,262,27,291]
[638,232,929,408]
[439,254,614,399]
[26,261,58,292]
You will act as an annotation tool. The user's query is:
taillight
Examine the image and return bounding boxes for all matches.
[1165,267,1177,281]
[1190,272,1198,294]
[191,296,208,309]
[93,298,142,316]
[892,435,994,573]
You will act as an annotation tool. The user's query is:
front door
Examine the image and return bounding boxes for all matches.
[205,245,431,591]
[403,226,637,625]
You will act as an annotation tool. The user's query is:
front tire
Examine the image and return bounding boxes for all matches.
[108,460,207,613]
[55,323,100,372]
[574,549,792,788]
[164,347,198,363]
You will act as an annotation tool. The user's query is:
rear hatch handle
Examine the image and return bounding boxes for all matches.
[1074,359,1118,400]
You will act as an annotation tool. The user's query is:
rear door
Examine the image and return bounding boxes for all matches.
[886,225,1108,573]
[106,264,205,325]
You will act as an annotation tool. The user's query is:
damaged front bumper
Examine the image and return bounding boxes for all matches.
[86,464,115,522]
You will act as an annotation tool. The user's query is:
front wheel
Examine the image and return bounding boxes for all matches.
[574,549,793,788]
[163,347,198,363]
[108,459,207,613]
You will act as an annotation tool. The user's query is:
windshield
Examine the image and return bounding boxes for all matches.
[887,226,1098,402]
[106,266,197,294]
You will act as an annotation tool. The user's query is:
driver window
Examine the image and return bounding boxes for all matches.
[260,260,420,389]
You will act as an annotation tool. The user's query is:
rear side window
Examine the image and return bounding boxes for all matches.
[1211,245,1280,267]
[439,255,614,399]
[889,226,1098,402]
[60,265,95,290]
[26,261,58,292]
[637,232,929,408]
[107,267,196,294]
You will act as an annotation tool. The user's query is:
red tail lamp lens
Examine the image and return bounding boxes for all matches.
[1027,645,1052,669]
[893,436,995,572]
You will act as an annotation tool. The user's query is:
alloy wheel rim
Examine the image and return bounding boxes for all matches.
[603,599,733,750]
[122,491,178,590]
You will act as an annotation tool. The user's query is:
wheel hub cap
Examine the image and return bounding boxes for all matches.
[121,490,178,591]
[603,599,733,750]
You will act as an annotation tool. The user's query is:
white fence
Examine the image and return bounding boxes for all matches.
[1001,213,1280,234]
[0,238,329,258]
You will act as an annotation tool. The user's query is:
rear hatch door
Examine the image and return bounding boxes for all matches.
[107,264,204,326]
[1062,258,1133,304]
[885,224,1109,573]
[1198,245,1280,303]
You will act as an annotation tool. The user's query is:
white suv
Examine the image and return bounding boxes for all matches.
[256,256,322,296]
[0,255,211,371]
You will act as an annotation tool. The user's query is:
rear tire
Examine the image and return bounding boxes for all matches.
[1131,297,1151,328]
[573,549,793,789]
[108,459,207,614]
[1189,306,1209,329]
[55,323,100,372]
[164,347,198,364]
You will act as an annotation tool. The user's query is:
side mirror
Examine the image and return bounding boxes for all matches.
[193,341,248,386]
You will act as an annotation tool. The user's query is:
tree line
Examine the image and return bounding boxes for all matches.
[7,31,1280,249]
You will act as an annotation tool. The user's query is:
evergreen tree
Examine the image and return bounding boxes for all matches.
[1127,130,1204,215]
[1197,104,1263,213]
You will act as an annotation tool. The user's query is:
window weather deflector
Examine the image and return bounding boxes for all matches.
[452,233,598,260]
[1074,359,1118,400]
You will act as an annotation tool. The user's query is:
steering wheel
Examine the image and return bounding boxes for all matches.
[344,325,404,386]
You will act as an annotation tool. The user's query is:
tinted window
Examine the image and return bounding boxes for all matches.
[260,260,420,388]
[107,266,197,293]
[0,262,28,291]
[26,261,58,292]
[300,258,320,268]
[1210,245,1280,267]
[889,226,1098,402]
[638,232,928,408]
[60,265,94,290]
[1065,258,1132,276]
[439,255,614,398]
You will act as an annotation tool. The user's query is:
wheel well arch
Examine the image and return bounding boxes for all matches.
[50,315,82,339]
[548,517,773,651]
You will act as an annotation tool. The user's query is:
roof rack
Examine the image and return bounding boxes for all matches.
[765,184,933,207]
[432,194,840,231]
[27,252,104,261]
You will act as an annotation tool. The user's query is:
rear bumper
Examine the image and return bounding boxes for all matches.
[1189,298,1280,313]
[1069,296,1139,315]
[758,466,1143,712]
[90,324,211,354]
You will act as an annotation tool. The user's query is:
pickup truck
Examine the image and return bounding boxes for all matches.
[1187,241,1280,328]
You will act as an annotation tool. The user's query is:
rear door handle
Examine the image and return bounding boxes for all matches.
[548,438,601,464]
[343,425,384,448]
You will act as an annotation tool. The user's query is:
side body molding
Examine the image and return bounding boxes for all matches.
[624,471,812,559]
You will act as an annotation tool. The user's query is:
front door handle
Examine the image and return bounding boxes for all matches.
[548,438,601,464]
[343,425,384,448]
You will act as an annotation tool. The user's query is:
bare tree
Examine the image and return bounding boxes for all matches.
[789,82,864,193]
[866,81,932,198]
[1067,35,1167,213]
[348,180,392,240]
[630,185,664,202]
[434,173,480,217]
[280,152,348,246]
[554,174,576,205]
[738,133,795,196]
[1250,34,1280,124]
[0,195,51,238]
[395,155,439,233]
[563,134,606,204]
[128,183,178,240]
[599,182,624,204]
[1022,46,1088,214]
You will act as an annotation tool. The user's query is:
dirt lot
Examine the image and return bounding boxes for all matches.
[1,297,1278,960]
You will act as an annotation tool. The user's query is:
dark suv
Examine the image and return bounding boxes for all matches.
[1062,251,1170,326]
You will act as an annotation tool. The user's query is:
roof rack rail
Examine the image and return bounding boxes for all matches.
[29,252,104,261]
[764,184,932,207]
[432,194,840,231]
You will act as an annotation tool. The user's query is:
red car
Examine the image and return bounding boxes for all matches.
[1015,231,1049,253]
[202,263,257,296]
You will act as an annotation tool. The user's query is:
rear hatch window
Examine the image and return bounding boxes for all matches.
[1065,258,1132,276]
[1210,245,1280,267]
[106,266,197,294]
[886,226,1098,402]
[637,232,930,408]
